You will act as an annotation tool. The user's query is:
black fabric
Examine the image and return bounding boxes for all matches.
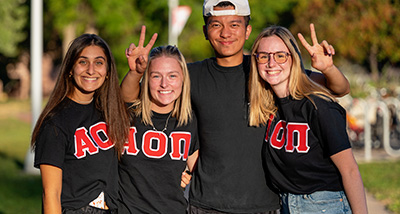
[188,56,280,213]
[118,111,199,214]
[34,98,119,210]
[264,95,351,194]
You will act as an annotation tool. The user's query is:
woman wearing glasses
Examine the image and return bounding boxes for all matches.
[248,25,368,214]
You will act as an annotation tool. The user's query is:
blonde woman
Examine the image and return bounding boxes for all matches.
[249,25,368,214]
[118,45,199,214]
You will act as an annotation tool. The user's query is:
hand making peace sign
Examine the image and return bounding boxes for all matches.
[125,25,158,75]
[297,23,335,73]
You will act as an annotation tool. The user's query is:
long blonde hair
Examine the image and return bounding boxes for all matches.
[248,26,336,127]
[131,45,192,127]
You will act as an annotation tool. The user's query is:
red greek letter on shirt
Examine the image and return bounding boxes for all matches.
[123,127,139,155]
[268,120,310,153]
[74,122,113,159]
[142,130,168,158]
[169,132,192,160]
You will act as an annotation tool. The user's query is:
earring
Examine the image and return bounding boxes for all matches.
[69,73,72,78]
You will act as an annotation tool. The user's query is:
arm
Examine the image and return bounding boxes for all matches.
[298,23,350,97]
[40,164,63,214]
[181,150,199,188]
[121,25,158,102]
[331,149,368,214]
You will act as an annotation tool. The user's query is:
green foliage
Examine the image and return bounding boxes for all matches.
[290,0,400,78]
[0,0,28,57]
[359,161,400,213]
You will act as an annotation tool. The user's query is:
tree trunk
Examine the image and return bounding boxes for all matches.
[369,44,379,82]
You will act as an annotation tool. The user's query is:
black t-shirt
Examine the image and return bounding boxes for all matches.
[264,95,351,194]
[118,111,199,214]
[34,98,119,210]
[188,56,280,213]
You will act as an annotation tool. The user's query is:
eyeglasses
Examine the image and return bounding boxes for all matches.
[254,51,291,64]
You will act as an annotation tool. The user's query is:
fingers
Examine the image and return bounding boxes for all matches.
[297,33,311,50]
[145,33,158,51]
[126,43,137,57]
[138,25,146,47]
[180,171,192,188]
[309,23,319,45]
[320,40,335,56]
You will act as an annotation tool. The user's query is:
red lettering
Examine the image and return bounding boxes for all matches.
[287,123,310,153]
[142,131,168,158]
[169,132,192,160]
[269,120,286,149]
[74,127,98,158]
[123,127,139,155]
[90,122,113,150]
[268,121,310,153]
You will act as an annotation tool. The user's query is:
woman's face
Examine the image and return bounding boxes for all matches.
[256,36,292,98]
[71,45,107,101]
[148,56,183,113]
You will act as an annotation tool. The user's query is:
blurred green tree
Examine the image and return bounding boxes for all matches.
[0,0,28,57]
[291,0,400,81]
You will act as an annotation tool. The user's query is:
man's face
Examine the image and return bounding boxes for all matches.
[204,6,251,60]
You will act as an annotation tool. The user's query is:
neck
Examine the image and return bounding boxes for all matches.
[69,96,94,104]
[215,53,244,67]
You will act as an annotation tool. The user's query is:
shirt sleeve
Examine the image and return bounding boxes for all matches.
[314,99,351,156]
[34,121,67,169]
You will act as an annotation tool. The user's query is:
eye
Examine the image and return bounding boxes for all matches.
[210,23,221,28]
[259,54,269,60]
[78,60,88,65]
[95,60,105,66]
[150,74,160,79]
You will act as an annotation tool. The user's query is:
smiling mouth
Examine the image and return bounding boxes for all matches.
[83,77,98,81]
[266,70,281,75]
[159,90,172,94]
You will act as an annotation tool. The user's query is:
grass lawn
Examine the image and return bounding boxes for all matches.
[359,161,400,213]
[0,100,42,214]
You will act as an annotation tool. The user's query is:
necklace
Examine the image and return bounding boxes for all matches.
[151,112,172,132]
[71,97,94,104]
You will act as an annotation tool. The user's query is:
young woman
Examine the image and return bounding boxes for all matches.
[118,45,199,214]
[248,25,368,214]
[31,34,130,214]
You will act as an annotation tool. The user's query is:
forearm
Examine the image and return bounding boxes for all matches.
[120,70,142,102]
[321,65,350,97]
[342,169,368,214]
[43,192,62,214]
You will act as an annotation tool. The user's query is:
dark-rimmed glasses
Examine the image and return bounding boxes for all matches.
[254,51,291,64]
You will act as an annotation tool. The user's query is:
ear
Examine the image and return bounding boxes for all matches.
[245,25,252,40]
[203,25,209,40]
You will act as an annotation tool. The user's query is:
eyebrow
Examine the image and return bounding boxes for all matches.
[78,56,106,60]
[208,19,244,24]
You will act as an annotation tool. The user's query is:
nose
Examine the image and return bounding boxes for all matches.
[267,54,277,68]
[87,62,95,75]
[220,26,232,38]
[160,76,168,88]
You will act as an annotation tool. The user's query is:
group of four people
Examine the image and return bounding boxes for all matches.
[31,0,368,213]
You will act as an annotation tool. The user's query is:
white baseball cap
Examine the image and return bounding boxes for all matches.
[203,0,250,17]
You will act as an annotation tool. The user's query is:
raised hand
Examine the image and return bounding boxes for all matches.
[125,25,158,75]
[297,23,335,73]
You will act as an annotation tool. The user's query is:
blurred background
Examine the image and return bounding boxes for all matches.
[0,0,399,213]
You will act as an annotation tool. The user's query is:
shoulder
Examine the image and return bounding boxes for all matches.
[187,58,214,73]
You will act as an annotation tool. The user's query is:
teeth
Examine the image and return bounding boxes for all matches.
[159,91,172,94]
[84,77,97,81]
[267,70,280,75]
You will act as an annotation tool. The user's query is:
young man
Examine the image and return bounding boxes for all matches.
[121,1,350,213]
